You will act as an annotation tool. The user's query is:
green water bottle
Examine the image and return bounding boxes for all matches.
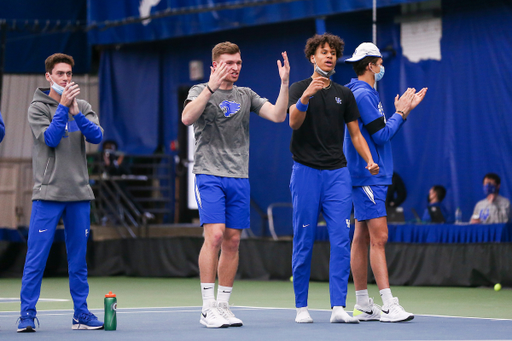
[104,291,117,331]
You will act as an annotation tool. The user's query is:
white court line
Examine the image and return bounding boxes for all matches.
[1,305,511,321]
[0,298,69,303]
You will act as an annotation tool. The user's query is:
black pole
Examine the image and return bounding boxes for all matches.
[0,21,6,108]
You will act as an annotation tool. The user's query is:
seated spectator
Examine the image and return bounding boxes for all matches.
[102,140,129,176]
[470,173,510,224]
[386,172,407,208]
[422,185,450,223]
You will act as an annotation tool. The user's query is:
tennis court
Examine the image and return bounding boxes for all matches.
[1,277,511,340]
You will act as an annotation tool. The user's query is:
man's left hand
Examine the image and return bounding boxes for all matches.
[69,98,80,116]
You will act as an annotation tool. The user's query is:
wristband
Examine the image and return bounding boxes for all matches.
[206,84,215,94]
[295,98,309,112]
[397,110,405,115]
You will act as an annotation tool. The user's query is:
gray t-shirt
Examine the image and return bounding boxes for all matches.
[187,83,268,178]
[472,194,511,224]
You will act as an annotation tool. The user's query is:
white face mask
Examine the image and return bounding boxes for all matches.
[313,56,336,78]
[48,74,65,95]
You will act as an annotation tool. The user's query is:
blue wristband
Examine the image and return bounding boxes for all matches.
[295,98,309,112]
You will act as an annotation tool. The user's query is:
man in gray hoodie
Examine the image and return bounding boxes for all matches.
[18,53,104,332]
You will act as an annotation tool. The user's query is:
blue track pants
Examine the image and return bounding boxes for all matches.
[20,200,91,317]
[290,162,352,308]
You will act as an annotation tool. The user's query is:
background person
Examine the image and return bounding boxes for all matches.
[470,173,510,224]
[422,185,450,223]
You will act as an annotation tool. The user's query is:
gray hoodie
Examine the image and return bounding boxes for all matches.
[28,88,103,201]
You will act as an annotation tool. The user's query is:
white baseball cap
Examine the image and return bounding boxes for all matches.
[345,42,382,63]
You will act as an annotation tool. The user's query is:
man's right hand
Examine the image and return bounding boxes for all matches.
[208,61,229,92]
[60,82,80,108]
[302,77,328,100]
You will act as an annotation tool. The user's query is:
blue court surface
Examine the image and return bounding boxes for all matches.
[1,306,511,340]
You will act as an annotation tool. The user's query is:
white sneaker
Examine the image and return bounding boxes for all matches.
[217,301,243,327]
[353,298,382,321]
[295,307,313,323]
[380,297,414,322]
[330,306,359,323]
[200,301,230,328]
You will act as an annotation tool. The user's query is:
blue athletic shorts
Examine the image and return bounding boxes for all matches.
[194,174,250,229]
[352,185,388,221]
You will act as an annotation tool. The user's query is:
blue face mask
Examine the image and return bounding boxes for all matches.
[372,65,385,82]
[48,74,64,95]
[483,183,497,196]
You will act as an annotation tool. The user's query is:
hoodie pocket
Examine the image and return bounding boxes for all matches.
[41,157,55,185]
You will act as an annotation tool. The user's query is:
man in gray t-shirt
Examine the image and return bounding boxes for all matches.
[182,41,290,328]
[470,173,510,224]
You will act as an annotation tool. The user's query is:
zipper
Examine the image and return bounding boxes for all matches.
[40,158,50,190]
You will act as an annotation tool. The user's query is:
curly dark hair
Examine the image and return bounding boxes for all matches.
[351,56,381,76]
[304,33,344,63]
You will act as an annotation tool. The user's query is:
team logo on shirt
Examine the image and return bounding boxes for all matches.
[335,97,342,104]
[480,208,490,221]
[219,100,241,117]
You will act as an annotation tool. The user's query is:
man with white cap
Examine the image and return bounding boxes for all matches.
[344,42,427,322]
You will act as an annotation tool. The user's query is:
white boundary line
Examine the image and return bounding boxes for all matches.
[0,305,511,321]
[0,298,69,302]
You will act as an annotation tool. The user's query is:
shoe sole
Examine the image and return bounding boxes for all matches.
[17,327,35,333]
[200,319,229,328]
[330,318,360,324]
[380,315,414,323]
[229,322,243,327]
[72,324,105,330]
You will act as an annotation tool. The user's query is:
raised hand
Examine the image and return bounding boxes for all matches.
[277,51,290,85]
[410,87,428,110]
[303,77,328,98]
[69,98,80,116]
[394,88,415,118]
[208,61,229,91]
[60,82,80,108]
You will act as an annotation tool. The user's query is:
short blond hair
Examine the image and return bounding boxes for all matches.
[212,42,240,62]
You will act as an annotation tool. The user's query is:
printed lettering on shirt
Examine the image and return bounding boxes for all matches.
[335,97,342,105]
[378,102,386,123]
[219,100,241,117]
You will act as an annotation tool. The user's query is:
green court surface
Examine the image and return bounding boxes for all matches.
[1,277,510,320]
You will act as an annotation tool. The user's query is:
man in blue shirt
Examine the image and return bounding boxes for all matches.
[422,185,450,223]
[344,42,427,322]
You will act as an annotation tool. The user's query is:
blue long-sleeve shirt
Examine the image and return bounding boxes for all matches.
[344,78,404,186]
[0,110,5,143]
[44,104,102,147]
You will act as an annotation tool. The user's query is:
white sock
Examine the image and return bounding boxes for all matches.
[380,288,393,306]
[201,283,215,310]
[355,289,370,307]
[217,285,232,303]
